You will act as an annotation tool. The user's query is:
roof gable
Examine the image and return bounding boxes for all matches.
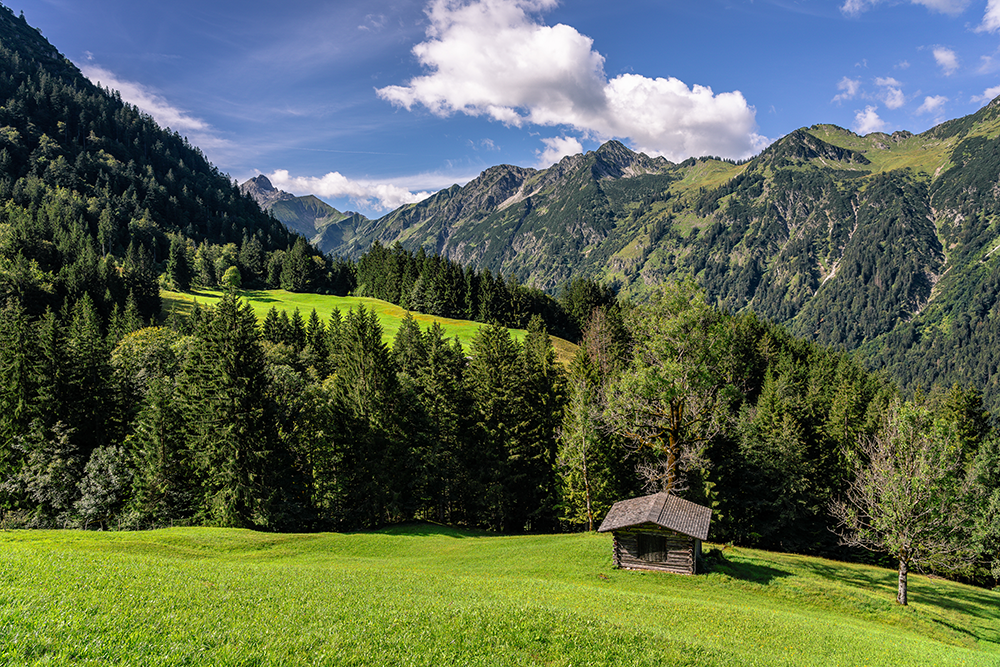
[597,492,712,541]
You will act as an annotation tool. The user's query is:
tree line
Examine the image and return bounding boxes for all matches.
[1,279,995,588]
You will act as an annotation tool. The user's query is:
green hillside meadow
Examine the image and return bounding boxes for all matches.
[160,288,580,363]
[0,526,997,666]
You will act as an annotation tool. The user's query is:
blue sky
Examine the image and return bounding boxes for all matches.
[16,0,1000,216]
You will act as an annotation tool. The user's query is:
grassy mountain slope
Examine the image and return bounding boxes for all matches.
[323,101,1000,408]
[1,526,997,665]
[160,287,579,363]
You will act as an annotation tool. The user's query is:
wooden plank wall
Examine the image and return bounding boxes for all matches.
[613,526,696,575]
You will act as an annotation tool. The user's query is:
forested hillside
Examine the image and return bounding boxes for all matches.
[0,4,996,585]
[0,4,335,322]
[324,107,1000,410]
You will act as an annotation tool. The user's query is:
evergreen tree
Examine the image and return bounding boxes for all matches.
[0,298,33,480]
[178,292,285,528]
[166,235,192,291]
[466,321,523,531]
[64,293,112,459]
[326,305,407,526]
[126,377,193,526]
[510,316,565,531]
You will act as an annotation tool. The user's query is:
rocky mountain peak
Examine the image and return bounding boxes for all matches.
[592,140,671,179]
[240,175,296,210]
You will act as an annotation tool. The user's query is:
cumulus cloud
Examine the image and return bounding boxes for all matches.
[933,47,959,75]
[377,0,763,161]
[536,136,583,167]
[916,95,948,115]
[267,169,434,211]
[833,76,862,103]
[979,0,1000,32]
[875,77,905,109]
[972,84,1000,103]
[841,0,970,16]
[854,105,886,134]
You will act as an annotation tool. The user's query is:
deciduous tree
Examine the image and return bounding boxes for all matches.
[831,402,977,605]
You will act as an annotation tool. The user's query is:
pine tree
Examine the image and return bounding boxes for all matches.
[178,292,284,528]
[466,321,523,531]
[326,305,407,526]
[166,235,192,291]
[127,376,194,525]
[64,293,112,459]
[0,299,34,480]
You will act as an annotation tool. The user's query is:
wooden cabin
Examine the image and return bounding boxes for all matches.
[598,492,712,575]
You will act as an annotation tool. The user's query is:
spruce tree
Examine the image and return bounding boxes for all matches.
[178,292,284,528]
[0,299,33,480]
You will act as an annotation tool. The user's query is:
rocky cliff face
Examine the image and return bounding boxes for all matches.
[239,175,297,210]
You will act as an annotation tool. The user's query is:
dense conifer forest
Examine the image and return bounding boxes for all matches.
[0,2,997,588]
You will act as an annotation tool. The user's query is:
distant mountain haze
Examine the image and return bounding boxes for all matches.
[239,174,368,250]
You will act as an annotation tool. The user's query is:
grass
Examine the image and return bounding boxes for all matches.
[0,526,997,666]
[160,288,579,364]
[805,124,957,178]
[669,159,746,196]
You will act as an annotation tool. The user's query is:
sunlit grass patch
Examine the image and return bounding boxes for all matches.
[161,288,579,364]
[0,527,997,666]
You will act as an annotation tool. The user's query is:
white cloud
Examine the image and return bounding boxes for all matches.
[833,76,861,103]
[916,95,948,115]
[854,105,886,134]
[535,136,583,167]
[377,0,762,162]
[83,65,207,136]
[972,84,1000,103]
[875,77,905,109]
[979,0,1000,32]
[268,169,435,211]
[841,0,970,16]
[80,64,235,160]
[933,47,959,75]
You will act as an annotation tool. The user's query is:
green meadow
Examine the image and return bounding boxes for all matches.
[160,288,579,363]
[0,526,997,666]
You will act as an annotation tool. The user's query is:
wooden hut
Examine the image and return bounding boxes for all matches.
[598,492,712,575]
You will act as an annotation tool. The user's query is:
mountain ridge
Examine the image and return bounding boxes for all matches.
[239,174,368,248]
[308,100,1000,408]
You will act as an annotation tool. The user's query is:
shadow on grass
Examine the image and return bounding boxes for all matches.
[373,521,496,539]
[239,290,277,303]
[703,548,791,584]
[800,560,1000,642]
[801,560,897,596]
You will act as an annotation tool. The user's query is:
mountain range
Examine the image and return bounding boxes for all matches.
[262,102,1000,408]
[239,175,367,252]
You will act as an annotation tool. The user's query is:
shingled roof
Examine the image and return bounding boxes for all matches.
[597,492,712,541]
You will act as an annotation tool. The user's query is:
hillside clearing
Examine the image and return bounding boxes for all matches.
[160,288,579,364]
[0,526,996,666]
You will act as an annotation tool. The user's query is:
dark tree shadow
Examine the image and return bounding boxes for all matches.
[368,521,497,539]
[239,289,277,303]
[701,548,791,584]
[799,560,1000,643]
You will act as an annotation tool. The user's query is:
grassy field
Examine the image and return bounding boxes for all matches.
[0,526,997,666]
[160,288,579,364]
